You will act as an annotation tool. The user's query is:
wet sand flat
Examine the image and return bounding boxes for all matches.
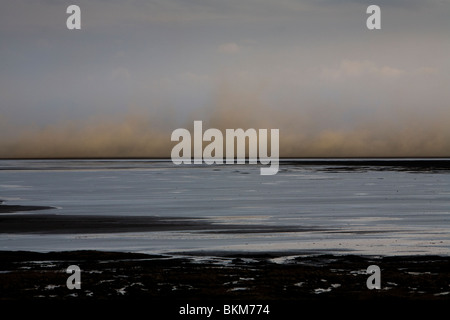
[0,204,55,214]
[0,213,326,234]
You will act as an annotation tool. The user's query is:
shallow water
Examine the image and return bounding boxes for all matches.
[0,159,449,255]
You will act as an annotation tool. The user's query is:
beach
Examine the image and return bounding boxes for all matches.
[0,159,449,314]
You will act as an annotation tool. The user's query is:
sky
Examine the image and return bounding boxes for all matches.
[1,0,449,158]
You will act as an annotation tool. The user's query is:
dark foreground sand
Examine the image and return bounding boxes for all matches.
[0,250,448,316]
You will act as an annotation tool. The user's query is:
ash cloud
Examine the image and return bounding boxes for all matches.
[1,1,449,159]
[2,78,450,158]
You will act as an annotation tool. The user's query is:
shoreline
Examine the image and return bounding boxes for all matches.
[1,210,447,256]
[2,158,450,172]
